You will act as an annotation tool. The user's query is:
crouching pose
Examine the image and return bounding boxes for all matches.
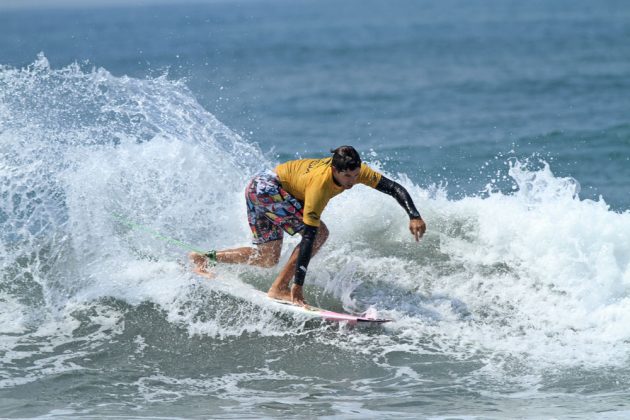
[190,145,426,305]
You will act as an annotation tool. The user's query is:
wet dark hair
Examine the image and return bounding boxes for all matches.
[330,145,361,171]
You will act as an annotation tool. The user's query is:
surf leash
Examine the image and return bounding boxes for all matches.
[111,212,206,254]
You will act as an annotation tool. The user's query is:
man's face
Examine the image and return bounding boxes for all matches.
[332,167,361,189]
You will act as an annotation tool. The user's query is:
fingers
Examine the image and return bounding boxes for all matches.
[409,220,426,242]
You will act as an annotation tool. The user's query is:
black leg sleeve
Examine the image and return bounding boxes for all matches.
[293,225,318,286]
[375,176,422,219]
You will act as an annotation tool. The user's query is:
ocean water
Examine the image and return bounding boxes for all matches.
[1,0,630,418]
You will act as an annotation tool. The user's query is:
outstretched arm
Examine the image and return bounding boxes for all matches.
[375,175,426,241]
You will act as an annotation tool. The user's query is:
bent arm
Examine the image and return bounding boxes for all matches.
[375,176,422,219]
[293,224,318,286]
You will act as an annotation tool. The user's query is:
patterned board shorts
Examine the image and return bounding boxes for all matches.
[246,170,305,244]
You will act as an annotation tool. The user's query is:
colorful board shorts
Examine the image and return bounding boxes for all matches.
[245,170,305,244]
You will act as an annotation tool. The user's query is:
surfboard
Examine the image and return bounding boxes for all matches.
[264,292,391,325]
[192,268,391,325]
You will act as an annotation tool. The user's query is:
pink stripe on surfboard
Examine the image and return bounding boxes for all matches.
[270,297,391,323]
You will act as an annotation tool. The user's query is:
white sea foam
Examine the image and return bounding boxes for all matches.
[2,55,630,392]
[0,299,124,389]
[317,157,630,372]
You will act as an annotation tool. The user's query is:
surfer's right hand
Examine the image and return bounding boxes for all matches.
[409,218,426,242]
[291,284,306,306]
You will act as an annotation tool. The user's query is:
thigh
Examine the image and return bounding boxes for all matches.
[248,212,283,244]
[245,172,304,243]
[246,196,282,245]
[246,174,284,244]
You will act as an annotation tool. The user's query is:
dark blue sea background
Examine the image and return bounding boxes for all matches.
[1,0,629,418]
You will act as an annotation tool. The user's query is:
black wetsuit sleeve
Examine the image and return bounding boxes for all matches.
[375,175,422,219]
[293,225,318,286]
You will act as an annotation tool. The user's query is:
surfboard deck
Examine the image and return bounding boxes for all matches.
[265,293,391,325]
[192,268,391,325]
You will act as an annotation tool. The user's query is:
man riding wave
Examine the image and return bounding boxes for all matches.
[190,146,426,305]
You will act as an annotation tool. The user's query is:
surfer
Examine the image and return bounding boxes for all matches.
[190,146,426,305]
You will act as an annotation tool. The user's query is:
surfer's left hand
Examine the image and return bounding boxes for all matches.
[409,218,426,242]
[291,284,306,306]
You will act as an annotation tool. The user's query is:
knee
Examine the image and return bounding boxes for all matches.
[318,222,329,243]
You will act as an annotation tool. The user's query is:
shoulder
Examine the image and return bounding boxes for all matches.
[359,163,382,188]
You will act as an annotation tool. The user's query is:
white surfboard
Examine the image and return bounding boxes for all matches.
[193,269,390,325]
[265,292,391,325]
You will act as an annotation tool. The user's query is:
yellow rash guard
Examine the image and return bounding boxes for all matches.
[274,157,381,227]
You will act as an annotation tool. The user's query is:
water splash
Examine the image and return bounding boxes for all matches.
[2,56,630,388]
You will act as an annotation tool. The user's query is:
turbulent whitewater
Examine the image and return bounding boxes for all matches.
[1,55,630,418]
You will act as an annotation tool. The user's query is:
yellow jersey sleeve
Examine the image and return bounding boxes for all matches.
[358,163,382,188]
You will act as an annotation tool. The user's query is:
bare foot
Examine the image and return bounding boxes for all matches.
[189,252,208,267]
[268,287,308,307]
[193,267,216,279]
[189,252,215,279]
[267,287,292,303]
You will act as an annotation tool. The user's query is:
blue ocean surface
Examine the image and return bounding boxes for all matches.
[1,0,630,418]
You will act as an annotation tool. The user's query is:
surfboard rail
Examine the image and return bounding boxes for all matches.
[192,270,391,325]
[268,296,391,325]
